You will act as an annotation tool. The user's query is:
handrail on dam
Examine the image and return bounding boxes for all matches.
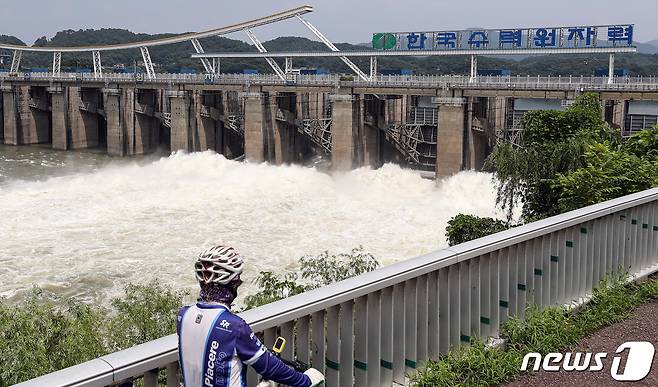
[5,72,658,92]
[15,187,658,387]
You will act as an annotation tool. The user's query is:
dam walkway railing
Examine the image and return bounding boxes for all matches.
[16,187,658,387]
[4,72,658,92]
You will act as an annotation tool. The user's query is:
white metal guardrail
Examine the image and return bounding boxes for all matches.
[15,187,658,387]
[2,72,658,91]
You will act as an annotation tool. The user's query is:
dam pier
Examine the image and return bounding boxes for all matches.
[2,73,654,177]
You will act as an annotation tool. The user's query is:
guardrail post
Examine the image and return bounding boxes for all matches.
[325,306,340,387]
[166,362,180,387]
[366,292,381,387]
[459,262,471,346]
[380,287,394,386]
[339,301,355,387]
[427,272,439,359]
[143,369,158,387]
[416,275,429,363]
[354,297,368,387]
[297,316,311,365]
[280,321,295,361]
[404,279,418,374]
[392,283,405,384]
[311,310,326,373]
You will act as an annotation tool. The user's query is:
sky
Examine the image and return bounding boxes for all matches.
[1,0,656,45]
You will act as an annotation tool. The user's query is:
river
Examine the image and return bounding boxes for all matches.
[0,144,505,305]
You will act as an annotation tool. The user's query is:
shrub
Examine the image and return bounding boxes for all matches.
[107,282,188,352]
[0,282,186,386]
[243,247,379,310]
[445,214,511,246]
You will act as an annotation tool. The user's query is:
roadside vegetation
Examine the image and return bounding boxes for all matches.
[243,247,379,310]
[411,276,658,386]
[446,93,658,246]
[445,214,513,247]
[0,248,379,386]
[0,283,186,386]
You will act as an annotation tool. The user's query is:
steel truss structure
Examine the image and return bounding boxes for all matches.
[10,50,21,73]
[225,114,245,136]
[92,51,102,78]
[0,5,314,79]
[386,123,437,168]
[300,118,333,154]
[245,29,286,81]
[139,47,155,80]
[384,107,438,168]
[190,39,216,75]
[52,52,61,77]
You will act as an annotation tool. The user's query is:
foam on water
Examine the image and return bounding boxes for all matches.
[0,151,505,304]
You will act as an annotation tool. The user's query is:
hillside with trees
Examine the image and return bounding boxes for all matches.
[2,29,658,75]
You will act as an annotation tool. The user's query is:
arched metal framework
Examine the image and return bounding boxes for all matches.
[0,5,372,81]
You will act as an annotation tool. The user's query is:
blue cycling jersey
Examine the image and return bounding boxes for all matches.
[177,303,311,387]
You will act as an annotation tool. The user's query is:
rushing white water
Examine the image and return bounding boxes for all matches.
[0,151,505,305]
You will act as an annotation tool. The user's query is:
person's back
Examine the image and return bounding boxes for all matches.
[177,245,324,387]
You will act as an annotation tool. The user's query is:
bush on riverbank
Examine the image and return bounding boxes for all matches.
[0,283,186,387]
[445,214,512,246]
[411,276,658,386]
[243,247,380,310]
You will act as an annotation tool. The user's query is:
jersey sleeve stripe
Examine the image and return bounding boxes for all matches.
[242,345,266,366]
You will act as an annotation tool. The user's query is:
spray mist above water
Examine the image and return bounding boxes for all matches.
[0,151,505,304]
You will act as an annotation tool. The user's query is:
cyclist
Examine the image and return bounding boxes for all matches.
[177,245,325,387]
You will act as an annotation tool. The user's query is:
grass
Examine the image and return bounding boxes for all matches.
[411,275,658,387]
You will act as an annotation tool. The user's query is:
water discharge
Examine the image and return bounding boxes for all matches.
[0,150,505,305]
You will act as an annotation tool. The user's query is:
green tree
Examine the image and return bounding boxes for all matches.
[624,125,658,160]
[445,214,511,246]
[485,93,618,221]
[554,142,658,212]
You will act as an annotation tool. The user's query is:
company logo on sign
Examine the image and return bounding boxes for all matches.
[372,33,397,50]
[521,341,655,381]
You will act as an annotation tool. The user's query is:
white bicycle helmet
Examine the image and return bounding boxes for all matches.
[195,245,244,285]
